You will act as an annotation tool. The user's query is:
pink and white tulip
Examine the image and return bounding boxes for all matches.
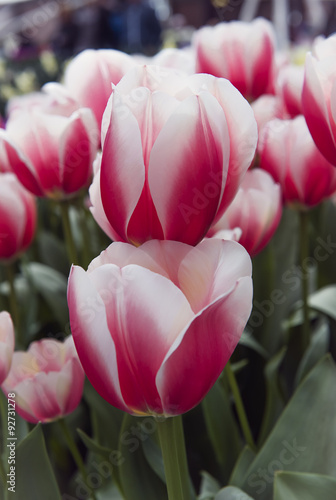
[67,239,252,416]
[64,49,136,129]
[0,173,36,260]
[0,103,99,199]
[91,66,257,246]
[277,64,304,117]
[2,337,84,424]
[302,34,336,165]
[194,18,275,99]
[259,116,336,207]
[0,312,15,385]
[207,169,282,256]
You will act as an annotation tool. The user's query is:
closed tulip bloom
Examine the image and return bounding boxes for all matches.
[93,66,257,246]
[0,312,15,385]
[0,173,36,260]
[0,104,99,199]
[68,239,253,416]
[302,34,336,165]
[277,64,304,117]
[207,169,282,256]
[259,116,336,207]
[2,337,84,424]
[64,49,136,128]
[194,18,275,99]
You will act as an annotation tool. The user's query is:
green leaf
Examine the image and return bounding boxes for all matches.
[239,331,269,359]
[142,432,166,483]
[77,429,112,461]
[23,262,69,326]
[202,379,242,483]
[12,424,61,500]
[229,446,256,488]
[118,414,168,500]
[294,320,329,386]
[274,471,336,500]
[214,486,254,499]
[37,231,69,276]
[198,471,221,499]
[242,356,336,500]
[308,285,336,321]
[258,348,287,446]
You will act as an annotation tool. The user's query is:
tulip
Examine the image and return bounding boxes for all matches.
[208,169,282,256]
[68,239,252,416]
[0,312,15,385]
[92,66,257,246]
[0,173,36,260]
[277,64,304,117]
[194,18,275,99]
[2,336,84,423]
[259,116,336,207]
[0,103,99,199]
[302,34,336,165]
[151,47,196,74]
[64,49,136,129]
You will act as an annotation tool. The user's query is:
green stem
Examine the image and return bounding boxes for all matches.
[156,416,191,500]
[299,210,310,352]
[5,262,21,346]
[58,418,97,500]
[60,202,79,266]
[79,204,92,269]
[225,360,256,451]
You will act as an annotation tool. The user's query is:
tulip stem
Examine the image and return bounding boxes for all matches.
[58,418,98,500]
[156,416,191,500]
[79,204,92,269]
[5,263,21,346]
[225,360,256,451]
[299,210,310,353]
[60,202,79,266]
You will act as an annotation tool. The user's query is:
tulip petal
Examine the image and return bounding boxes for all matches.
[87,264,194,414]
[68,265,129,413]
[156,276,253,415]
[100,92,146,242]
[149,93,229,244]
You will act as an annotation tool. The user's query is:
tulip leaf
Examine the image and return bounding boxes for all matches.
[198,471,221,499]
[294,320,329,387]
[239,331,269,359]
[202,378,242,483]
[77,429,112,460]
[308,285,336,321]
[214,486,254,499]
[118,414,168,500]
[257,347,287,446]
[274,471,336,500]
[23,262,69,326]
[12,424,61,500]
[229,446,256,488]
[141,431,166,483]
[242,355,336,500]
[37,231,69,276]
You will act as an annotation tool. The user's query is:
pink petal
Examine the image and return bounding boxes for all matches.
[156,276,253,415]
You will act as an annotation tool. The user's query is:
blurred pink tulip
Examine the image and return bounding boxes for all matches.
[2,337,84,424]
[68,239,252,416]
[0,103,99,199]
[277,64,304,117]
[194,18,275,99]
[259,116,336,207]
[0,173,36,260]
[91,66,257,246]
[64,49,136,129]
[251,95,284,147]
[302,34,336,165]
[207,169,282,256]
[151,47,196,74]
[0,312,15,385]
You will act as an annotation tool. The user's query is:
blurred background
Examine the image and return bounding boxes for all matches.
[0,0,335,113]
